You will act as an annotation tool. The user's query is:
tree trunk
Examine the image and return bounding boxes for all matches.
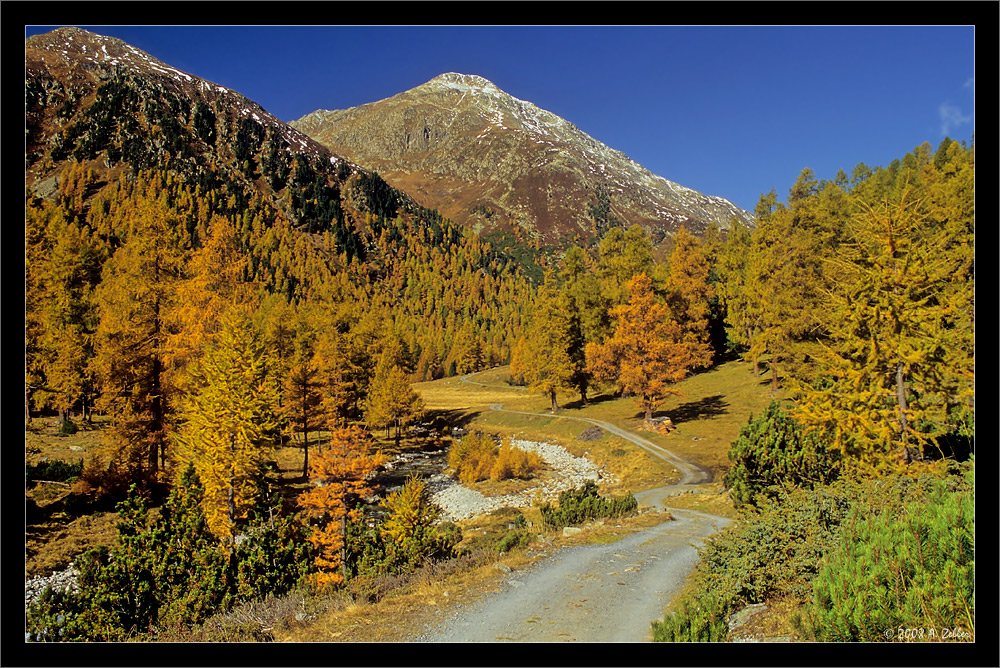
[770,362,778,395]
[896,361,909,449]
[550,390,559,414]
[340,514,348,581]
[302,427,310,479]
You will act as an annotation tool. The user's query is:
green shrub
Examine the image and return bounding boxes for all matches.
[496,512,532,553]
[538,481,637,529]
[25,583,91,642]
[724,401,840,508]
[346,477,462,579]
[344,516,391,579]
[230,514,315,605]
[26,458,84,485]
[651,588,730,642]
[796,461,975,641]
[25,466,314,641]
[496,528,530,554]
[652,481,854,642]
[652,460,974,643]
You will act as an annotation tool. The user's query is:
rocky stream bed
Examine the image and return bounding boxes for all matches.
[26,438,611,608]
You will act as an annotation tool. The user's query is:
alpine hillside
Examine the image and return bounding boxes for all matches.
[26,26,416,261]
[292,73,755,246]
[25,27,539,386]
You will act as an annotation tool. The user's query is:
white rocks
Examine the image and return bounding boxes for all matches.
[426,438,615,522]
[25,562,79,607]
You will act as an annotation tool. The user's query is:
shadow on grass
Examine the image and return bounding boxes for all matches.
[637,394,730,424]
[423,408,481,431]
[561,392,620,412]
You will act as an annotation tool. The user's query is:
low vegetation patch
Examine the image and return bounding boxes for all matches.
[26,458,84,485]
[345,475,462,583]
[724,400,840,508]
[26,465,314,642]
[538,481,638,530]
[651,458,975,642]
[447,432,543,484]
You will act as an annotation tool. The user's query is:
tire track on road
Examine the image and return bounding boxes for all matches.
[404,372,734,642]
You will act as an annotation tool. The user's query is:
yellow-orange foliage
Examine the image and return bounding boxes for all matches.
[298,426,387,586]
[447,432,497,484]
[490,440,543,482]
[587,273,700,421]
[448,432,542,484]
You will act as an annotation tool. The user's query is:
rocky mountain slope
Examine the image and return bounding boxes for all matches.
[292,72,754,246]
[24,26,397,252]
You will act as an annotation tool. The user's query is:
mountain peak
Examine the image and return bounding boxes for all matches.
[425,72,500,93]
[25,26,355,193]
[26,27,199,83]
[292,73,753,244]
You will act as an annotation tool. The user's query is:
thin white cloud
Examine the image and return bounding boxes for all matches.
[939,101,971,137]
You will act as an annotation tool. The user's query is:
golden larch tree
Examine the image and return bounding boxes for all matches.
[586,273,702,421]
[298,426,387,586]
[172,309,281,542]
[792,187,970,468]
[92,194,184,488]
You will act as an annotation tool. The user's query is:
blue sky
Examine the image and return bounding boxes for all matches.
[25,25,976,213]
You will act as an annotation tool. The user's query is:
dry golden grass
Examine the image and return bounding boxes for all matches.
[25,417,119,577]
[415,359,778,494]
[25,507,120,578]
[658,482,738,520]
[412,366,532,414]
[277,550,523,643]
[276,506,676,643]
[25,417,106,469]
[728,596,806,642]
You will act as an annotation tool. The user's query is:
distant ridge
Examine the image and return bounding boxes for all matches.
[292,72,755,245]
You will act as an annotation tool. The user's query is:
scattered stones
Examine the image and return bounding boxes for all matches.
[425,438,614,522]
[25,562,79,607]
[577,426,604,441]
[562,526,583,537]
[727,602,767,632]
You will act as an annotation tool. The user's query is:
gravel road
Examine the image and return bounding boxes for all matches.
[408,507,730,642]
[403,373,732,642]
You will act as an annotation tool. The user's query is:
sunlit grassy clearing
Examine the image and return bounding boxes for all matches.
[412,359,779,488]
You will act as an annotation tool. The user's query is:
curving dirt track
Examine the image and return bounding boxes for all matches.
[404,372,732,642]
